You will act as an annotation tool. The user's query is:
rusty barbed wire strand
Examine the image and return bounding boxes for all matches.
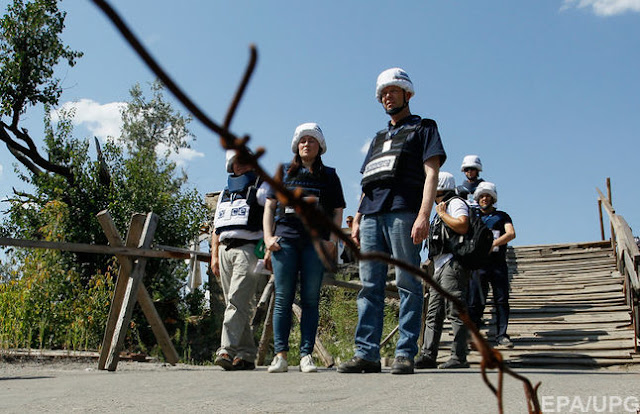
[89,1,541,412]
[223,45,257,130]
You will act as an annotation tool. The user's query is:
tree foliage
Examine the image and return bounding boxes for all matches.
[0,0,209,354]
[0,0,82,120]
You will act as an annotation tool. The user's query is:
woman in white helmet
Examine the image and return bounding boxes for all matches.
[457,155,484,204]
[467,181,516,349]
[263,122,346,373]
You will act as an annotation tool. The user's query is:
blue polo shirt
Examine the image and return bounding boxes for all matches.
[359,115,446,215]
[479,209,513,261]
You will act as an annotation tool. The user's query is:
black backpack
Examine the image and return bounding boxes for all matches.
[443,199,494,270]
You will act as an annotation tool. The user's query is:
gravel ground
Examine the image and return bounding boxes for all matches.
[1,359,639,413]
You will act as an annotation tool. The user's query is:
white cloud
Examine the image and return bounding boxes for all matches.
[360,139,372,155]
[50,99,205,167]
[156,143,205,167]
[561,0,640,16]
[51,99,126,140]
[0,162,3,179]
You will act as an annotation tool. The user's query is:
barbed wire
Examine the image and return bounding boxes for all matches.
[90,1,541,412]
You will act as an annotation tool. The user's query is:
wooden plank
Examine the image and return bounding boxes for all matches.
[105,213,159,371]
[0,236,211,262]
[136,285,180,365]
[322,276,399,299]
[508,240,611,251]
[256,293,275,366]
[97,212,145,370]
[623,249,640,292]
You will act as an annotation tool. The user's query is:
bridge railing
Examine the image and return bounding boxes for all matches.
[597,187,640,352]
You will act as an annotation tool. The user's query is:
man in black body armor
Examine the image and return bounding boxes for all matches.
[338,68,446,375]
[211,150,269,371]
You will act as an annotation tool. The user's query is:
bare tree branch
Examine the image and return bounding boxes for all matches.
[7,144,42,176]
[0,120,74,184]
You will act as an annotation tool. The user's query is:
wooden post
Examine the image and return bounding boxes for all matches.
[633,295,639,354]
[380,325,399,347]
[97,212,146,370]
[101,212,159,371]
[97,211,179,370]
[607,178,617,257]
[292,303,334,368]
[251,276,274,330]
[598,199,605,241]
[256,292,275,366]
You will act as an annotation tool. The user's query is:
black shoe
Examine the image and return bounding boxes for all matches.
[496,337,514,349]
[438,359,470,369]
[415,354,437,369]
[232,357,255,371]
[391,356,414,375]
[337,356,381,373]
[214,353,234,371]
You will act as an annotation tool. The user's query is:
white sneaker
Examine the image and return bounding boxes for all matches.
[299,354,318,373]
[267,355,288,373]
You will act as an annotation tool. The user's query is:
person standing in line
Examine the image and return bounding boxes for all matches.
[416,172,470,369]
[456,154,484,204]
[467,181,516,348]
[345,215,354,229]
[263,122,345,373]
[340,215,357,264]
[337,68,446,375]
[211,150,269,371]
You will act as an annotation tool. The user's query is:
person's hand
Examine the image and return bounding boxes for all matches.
[211,257,220,278]
[435,202,447,217]
[321,240,338,263]
[265,235,281,251]
[351,220,361,249]
[411,214,430,245]
[264,250,273,272]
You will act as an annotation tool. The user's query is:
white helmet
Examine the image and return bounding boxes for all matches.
[474,181,498,204]
[225,149,236,173]
[437,172,456,191]
[375,67,415,102]
[291,122,326,155]
[460,155,483,172]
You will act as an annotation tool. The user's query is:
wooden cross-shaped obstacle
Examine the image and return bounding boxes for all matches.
[96,210,179,371]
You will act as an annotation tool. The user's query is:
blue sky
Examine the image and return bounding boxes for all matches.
[1,0,639,247]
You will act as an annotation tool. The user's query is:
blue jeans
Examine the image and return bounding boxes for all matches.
[354,211,423,361]
[271,238,325,356]
[468,261,511,341]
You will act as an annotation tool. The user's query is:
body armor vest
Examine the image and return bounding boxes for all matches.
[275,164,336,220]
[214,174,264,234]
[361,120,428,190]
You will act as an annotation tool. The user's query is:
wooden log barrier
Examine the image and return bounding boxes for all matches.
[97,211,179,370]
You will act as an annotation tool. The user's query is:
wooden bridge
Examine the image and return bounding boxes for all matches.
[455,240,638,367]
[1,185,638,370]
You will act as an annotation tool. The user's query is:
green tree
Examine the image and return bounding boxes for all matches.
[0,0,209,355]
[0,0,82,183]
